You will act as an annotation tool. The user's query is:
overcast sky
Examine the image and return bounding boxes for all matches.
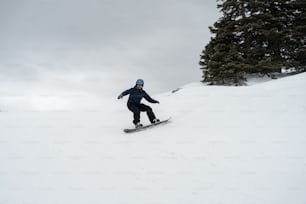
[0,0,220,110]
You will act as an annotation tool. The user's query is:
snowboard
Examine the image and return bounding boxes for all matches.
[123,118,171,133]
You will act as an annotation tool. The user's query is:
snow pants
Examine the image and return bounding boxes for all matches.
[127,103,156,124]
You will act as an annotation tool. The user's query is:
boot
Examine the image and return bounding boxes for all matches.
[135,122,143,128]
[152,118,160,124]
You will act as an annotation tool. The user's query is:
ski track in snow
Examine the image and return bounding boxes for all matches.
[1,73,306,204]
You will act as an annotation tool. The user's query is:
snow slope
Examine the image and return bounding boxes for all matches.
[1,73,306,204]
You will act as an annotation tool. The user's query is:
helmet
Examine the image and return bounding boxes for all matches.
[136,79,144,86]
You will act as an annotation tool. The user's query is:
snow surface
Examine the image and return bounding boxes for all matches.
[1,73,306,204]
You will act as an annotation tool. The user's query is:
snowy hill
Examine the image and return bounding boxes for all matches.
[1,73,306,204]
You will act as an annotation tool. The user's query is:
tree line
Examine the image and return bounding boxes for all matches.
[200,0,306,85]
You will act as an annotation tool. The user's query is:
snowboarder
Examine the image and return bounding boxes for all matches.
[118,79,160,128]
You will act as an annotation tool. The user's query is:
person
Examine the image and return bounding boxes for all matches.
[118,79,160,128]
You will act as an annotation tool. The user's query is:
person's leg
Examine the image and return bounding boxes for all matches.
[127,104,141,124]
[138,104,156,123]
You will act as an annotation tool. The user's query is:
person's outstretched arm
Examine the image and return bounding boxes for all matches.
[143,91,159,103]
[117,88,132,99]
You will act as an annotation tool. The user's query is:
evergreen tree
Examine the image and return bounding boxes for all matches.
[290,0,306,70]
[200,5,245,85]
[200,0,306,85]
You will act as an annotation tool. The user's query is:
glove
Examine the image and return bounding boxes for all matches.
[117,94,123,99]
[156,101,160,104]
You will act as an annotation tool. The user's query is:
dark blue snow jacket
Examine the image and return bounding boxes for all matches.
[120,86,159,105]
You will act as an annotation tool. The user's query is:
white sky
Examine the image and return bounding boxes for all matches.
[0,0,221,110]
